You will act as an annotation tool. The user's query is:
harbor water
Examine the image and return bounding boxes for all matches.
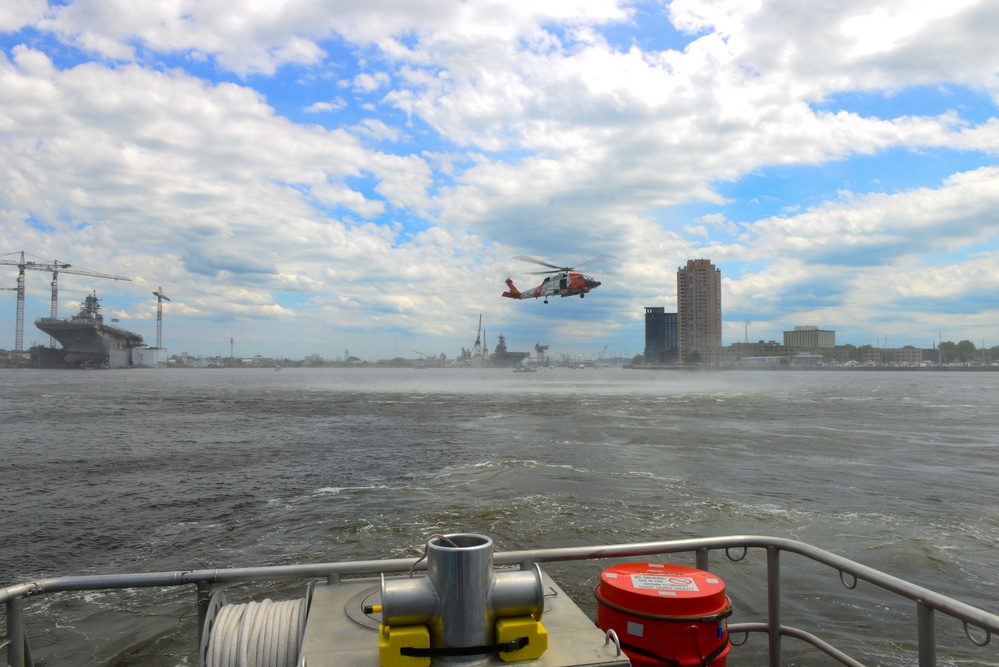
[1,367,997,666]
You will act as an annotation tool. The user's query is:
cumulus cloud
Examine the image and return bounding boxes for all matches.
[303,98,347,113]
[747,166,999,265]
[0,0,48,32]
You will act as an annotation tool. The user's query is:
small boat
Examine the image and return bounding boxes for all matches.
[513,366,538,373]
[2,533,997,667]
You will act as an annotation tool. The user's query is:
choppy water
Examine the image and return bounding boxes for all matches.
[2,367,997,666]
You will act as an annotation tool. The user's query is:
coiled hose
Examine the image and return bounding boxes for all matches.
[203,597,308,667]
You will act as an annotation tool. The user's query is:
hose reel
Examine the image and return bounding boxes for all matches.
[199,590,308,667]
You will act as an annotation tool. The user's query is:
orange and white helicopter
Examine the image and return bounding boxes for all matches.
[502,255,609,304]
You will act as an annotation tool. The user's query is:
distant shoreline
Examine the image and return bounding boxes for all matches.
[625,364,999,371]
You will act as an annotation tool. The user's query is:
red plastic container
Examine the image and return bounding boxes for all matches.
[595,563,731,667]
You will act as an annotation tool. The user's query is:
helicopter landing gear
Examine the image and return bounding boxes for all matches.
[544,299,549,304]
[580,294,585,298]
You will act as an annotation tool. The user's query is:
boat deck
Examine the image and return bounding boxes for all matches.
[3,535,997,666]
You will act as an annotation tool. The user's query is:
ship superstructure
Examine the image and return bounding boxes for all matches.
[33,292,145,368]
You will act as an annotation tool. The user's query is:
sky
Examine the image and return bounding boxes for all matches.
[2,0,998,361]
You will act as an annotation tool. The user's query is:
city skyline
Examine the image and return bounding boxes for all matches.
[2,1,999,359]
[4,252,996,362]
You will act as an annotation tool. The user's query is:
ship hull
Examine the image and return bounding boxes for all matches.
[34,320,144,369]
[490,352,530,367]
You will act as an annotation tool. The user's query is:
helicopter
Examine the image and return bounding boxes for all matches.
[501,255,609,304]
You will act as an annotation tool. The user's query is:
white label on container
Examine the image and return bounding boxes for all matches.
[627,621,644,637]
[631,575,699,591]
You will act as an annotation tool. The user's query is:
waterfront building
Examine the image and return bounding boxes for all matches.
[664,311,678,362]
[677,259,722,363]
[644,307,678,364]
[784,326,835,351]
[723,340,791,364]
[644,307,665,363]
[890,346,925,365]
[862,345,925,366]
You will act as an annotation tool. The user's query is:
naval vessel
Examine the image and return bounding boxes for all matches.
[489,333,529,368]
[32,291,145,368]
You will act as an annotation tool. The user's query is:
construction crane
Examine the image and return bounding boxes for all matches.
[0,286,15,355]
[471,314,483,358]
[1,251,131,351]
[413,350,444,368]
[534,342,549,365]
[152,287,171,349]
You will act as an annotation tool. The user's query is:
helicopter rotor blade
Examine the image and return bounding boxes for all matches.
[573,254,615,269]
[513,255,566,271]
[513,254,615,274]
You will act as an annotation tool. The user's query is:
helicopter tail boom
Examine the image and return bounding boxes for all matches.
[501,278,522,299]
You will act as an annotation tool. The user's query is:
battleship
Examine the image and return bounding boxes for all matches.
[31,291,145,368]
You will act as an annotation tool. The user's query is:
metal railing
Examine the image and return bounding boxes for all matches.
[3,535,997,666]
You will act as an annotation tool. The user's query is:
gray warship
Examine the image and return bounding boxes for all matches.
[32,292,145,368]
[489,332,529,367]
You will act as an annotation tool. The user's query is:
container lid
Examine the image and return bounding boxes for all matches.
[598,563,727,616]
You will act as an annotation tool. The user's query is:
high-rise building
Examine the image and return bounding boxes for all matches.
[644,307,665,363]
[664,311,678,362]
[677,259,722,363]
[644,307,678,364]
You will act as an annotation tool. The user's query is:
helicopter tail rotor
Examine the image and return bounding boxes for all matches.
[502,278,522,299]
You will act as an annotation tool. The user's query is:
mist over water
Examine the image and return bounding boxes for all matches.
[2,367,997,666]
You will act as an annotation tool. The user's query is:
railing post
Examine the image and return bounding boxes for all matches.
[6,597,26,667]
[196,582,212,649]
[917,602,936,667]
[695,547,709,572]
[767,546,782,667]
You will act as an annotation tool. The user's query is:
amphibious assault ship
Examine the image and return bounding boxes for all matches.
[489,333,529,368]
[32,292,144,368]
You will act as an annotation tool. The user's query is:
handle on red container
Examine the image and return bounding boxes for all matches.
[682,623,729,667]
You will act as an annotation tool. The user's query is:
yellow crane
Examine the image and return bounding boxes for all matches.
[0,251,131,351]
